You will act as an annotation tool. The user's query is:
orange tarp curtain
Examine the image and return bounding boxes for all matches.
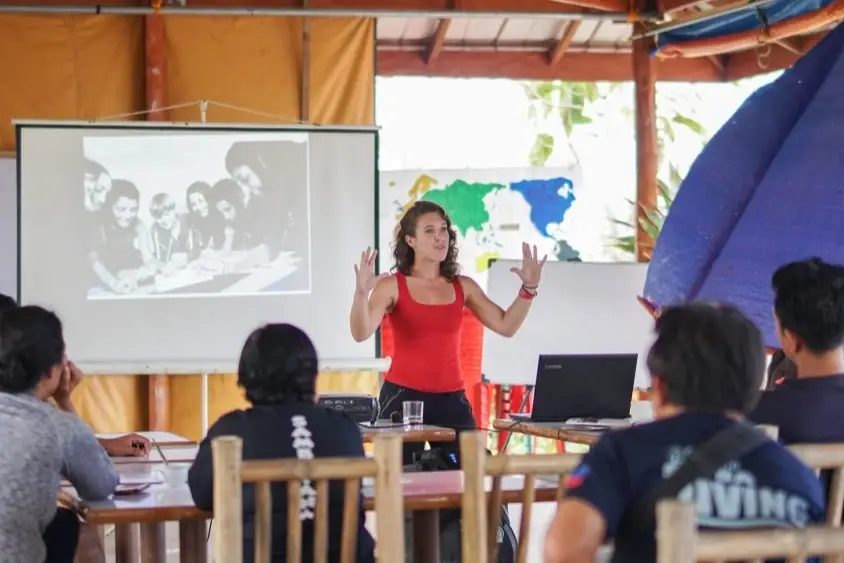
[0,15,145,150]
[0,14,375,439]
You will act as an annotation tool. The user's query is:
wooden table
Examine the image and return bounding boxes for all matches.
[77,468,559,563]
[360,421,456,443]
[493,418,603,446]
[75,424,454,563]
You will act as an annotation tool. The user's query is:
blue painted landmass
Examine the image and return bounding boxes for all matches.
[509,177,576,235]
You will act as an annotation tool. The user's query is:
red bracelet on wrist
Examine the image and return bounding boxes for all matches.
[519,285,537,300]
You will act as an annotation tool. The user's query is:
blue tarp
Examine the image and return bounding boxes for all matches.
[642,23,844,348]
[656,0,834,50]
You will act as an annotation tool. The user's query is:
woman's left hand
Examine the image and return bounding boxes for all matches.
[510,242,547,287]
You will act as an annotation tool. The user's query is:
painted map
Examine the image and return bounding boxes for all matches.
[378,167,583,286]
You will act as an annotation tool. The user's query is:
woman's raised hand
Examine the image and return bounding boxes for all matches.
[509,242,547,287]
[354,247,387,294]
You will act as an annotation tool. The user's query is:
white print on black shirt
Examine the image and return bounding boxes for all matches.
[662,446,811,528]
[291,415,317,521]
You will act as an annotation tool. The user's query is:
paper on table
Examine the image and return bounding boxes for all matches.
[111,445,198,464]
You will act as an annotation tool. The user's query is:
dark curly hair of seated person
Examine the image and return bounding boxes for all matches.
[0,293,17,315]
[0,305,65,394]
[646,302,765,415]
[237,323,318,405]
[772,257,844,353]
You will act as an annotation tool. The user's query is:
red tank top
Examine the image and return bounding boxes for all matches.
[384,273,465,393]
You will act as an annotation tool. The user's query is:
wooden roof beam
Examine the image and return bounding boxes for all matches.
[378,49,727,80]
[659,0,735,13]
[426,18,452,63]
[548,21,582,65]
[657,0,843,58]
[549,0,630,12]
[774,36,804,55]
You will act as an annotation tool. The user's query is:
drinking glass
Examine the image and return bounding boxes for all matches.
[402,400,424,428]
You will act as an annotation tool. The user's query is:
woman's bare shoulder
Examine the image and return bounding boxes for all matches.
[457,275,481,292]
[374,273,399,295]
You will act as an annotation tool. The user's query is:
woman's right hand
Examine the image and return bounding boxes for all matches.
[354,247,386,294]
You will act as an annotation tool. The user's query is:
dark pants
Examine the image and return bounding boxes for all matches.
[378,381,477,465]
[43,508,80,563]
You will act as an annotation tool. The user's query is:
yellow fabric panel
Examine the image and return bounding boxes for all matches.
[163,16,302,123]
[74,376,146,433]
[309,18,375,125]
[170,371,380,441]
[169,375,205,442]
[0,15,144,151]
[317,371,379,396]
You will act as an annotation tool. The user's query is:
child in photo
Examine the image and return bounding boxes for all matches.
[148,192,194,276]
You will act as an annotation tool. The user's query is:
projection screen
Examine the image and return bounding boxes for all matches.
[17,122,378,371]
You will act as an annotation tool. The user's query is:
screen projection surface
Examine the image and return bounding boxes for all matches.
[18,122,378,369]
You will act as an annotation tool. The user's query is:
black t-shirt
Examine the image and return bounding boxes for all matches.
[563,413,826,563]
[750,374,844,444]
[188,402,375,563]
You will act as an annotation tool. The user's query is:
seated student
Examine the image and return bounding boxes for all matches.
[0,293,150,458]
[543,303,825,563]
[750,258,844,443]
[0,305,120,563]
[187,323,375,563]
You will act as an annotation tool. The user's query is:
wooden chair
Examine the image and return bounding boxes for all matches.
[658,499,844,563]
[789,443,844,531]
[212,433,404,563]
[460,430,583,563]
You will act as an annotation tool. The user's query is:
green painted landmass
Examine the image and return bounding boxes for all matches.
[421,180,503,236]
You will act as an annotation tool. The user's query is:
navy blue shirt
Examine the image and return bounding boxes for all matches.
[750,374,844,444]
[188,403,375,563]
[564,413,826,563]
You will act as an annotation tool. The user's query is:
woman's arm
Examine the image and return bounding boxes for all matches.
[56,413,119,501]
[350,276,397,343]
[221,226,235,253]
[461,276,535,338]
[88,251,124,292]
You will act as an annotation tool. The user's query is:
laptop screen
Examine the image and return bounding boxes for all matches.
[531,354,637,422]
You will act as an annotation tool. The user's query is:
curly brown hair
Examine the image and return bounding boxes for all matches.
[392,200,460,280]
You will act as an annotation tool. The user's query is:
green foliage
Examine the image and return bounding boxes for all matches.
[608,172,678,258]
[523,81,710,259]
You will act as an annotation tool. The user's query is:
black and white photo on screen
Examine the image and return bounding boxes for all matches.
[81,132,311,300]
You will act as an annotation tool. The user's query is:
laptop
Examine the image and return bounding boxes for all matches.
[511,354,638,424]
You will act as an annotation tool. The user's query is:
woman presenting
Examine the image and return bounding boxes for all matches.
[350,200,545,463]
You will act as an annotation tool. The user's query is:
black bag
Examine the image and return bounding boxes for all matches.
[403,448,518,563]
[610,421,770,563]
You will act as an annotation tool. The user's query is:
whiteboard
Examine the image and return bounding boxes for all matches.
[481,260,653,387]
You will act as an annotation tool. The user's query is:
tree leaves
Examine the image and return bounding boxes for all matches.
[529,133,555,167]
[523,80,710,260]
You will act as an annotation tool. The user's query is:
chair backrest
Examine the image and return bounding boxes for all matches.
[657,499,844,563]
[212,433,404,563]
[789,443,844,530]
[460,430,582,563]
